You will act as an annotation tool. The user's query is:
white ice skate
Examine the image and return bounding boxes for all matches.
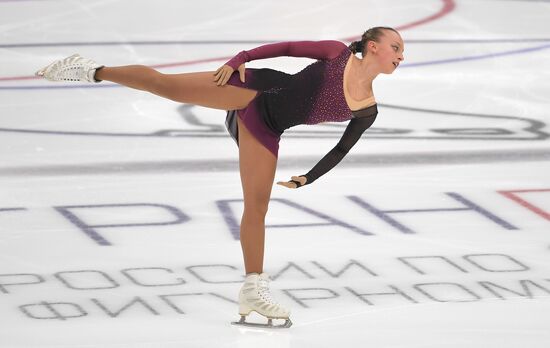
[232,272,292,329]
[35,54,103,83]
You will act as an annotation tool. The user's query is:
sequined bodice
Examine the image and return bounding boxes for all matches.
[225,40,367,134]
[302,49,352,124]
[258,48,354,132]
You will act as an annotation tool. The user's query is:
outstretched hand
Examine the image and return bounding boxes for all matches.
[277,176,307,189]
[213,63,245,86]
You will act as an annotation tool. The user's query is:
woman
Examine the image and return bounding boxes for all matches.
[35,27,405,328]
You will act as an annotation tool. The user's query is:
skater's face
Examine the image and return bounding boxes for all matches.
[368,30,405,74]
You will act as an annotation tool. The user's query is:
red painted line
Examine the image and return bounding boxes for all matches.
[398,0,455,31]
[0,56,236,82]
[152,55,234,69]
[342,0,456,41]
[0,75,39,82]
[499,189,550,221]
[0,0,455,83]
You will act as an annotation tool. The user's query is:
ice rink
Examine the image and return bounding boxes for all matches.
[1,0,550,347]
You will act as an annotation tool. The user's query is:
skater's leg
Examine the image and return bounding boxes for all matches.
[237,118,277,274]
[235,119,291,326]
[95,66,257,110]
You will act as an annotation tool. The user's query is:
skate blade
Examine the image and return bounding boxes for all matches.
[35,61,55,77]
[231,316,292,329]
[35,62,53,77]
[34,68,46,77]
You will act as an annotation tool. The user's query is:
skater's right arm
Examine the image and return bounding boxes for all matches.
[224,41,347,70]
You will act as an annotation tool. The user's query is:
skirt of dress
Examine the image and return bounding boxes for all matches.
[225,91,281,158]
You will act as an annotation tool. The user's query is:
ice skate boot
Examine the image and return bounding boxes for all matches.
[232,272,292,328]
[35,54,103,83]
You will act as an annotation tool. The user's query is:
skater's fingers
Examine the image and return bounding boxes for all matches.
[291,176,307,185]
[216,70,227,86]
[220,70,232,86]
[218,71,227,86]
[214,65,232,82]
[213,67,225,82]
[276,181,297,189]
[214,68,222,82]
[218,72,227,86]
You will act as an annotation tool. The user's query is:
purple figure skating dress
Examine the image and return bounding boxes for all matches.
[224,40,378,185]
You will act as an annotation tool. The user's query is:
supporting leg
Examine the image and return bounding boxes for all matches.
[236,118,277,274]
[231,126,292,328]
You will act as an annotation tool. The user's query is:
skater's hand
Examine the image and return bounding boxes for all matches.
[214,63,245,86]
[277,176,307,189]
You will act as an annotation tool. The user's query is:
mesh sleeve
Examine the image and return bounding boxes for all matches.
[302,115,377,185]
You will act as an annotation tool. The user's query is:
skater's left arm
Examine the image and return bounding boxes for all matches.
[277,113,377,189]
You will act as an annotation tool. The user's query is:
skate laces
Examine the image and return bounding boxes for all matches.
[61,58,88,79]
[59,65,84,81]
[44,54,99,82]
[257,277,276,305]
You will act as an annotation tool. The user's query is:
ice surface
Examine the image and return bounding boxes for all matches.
[1,0,549,347]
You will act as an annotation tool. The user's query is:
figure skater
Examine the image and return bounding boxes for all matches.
[35,27,405,328]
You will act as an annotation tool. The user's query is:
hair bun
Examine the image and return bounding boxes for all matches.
[349,40,364,54]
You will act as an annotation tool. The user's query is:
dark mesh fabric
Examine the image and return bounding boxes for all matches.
[303,109,377,185]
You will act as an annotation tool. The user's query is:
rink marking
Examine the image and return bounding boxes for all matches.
[402,43,550,68]
[387,0,455,31]
[0,102,546,140]
[3,254,550,323]
[0,0,457,83]
[499,189,550,221]
[2,38,550,50]
[2,41,549,86]
[0,149,548,177]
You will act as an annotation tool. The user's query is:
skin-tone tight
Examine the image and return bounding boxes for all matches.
[95,66,274,275]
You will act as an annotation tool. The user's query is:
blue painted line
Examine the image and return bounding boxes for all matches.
[401,43,550,68]
[1,38,550,49]
[406,38,550,43]
[2,42,550,91]
[0,40,281,49]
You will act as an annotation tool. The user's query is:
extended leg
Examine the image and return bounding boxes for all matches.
[96,66,257,110]
[36,54,257,111]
